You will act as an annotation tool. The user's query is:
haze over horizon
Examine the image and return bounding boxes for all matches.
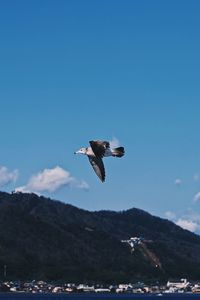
[1,1,200,234]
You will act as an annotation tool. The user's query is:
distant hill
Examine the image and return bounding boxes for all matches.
[0,191,200,283]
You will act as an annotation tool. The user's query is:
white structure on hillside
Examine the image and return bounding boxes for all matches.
[121,237,142,251]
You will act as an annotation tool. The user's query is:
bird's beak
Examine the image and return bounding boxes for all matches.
[74,149,83,154]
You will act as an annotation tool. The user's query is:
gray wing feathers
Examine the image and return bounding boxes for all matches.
[89,140,109,158]
[88,156,105,182]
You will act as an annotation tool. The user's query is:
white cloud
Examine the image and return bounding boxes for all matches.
[15,166,89,194]
[15,186,32,194]
[176,218,198,232]
[164,209,200,234]
[0,166,19,187]
[109,137,120,148]
[174,178,182,186]
[186,210,200,223]
[74,180,89,190]
[193,192,200,203]
[164,211,176,221]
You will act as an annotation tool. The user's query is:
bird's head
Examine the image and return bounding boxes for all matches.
[74,147,87,155]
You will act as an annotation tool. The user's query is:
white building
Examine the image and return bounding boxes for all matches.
[166,278,189,290]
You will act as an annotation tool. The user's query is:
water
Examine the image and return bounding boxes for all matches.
[0,294,200,300]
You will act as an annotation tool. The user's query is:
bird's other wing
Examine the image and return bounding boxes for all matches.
[88,156,105,182]
[89,140,109,158]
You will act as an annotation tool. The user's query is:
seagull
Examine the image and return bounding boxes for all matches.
[74,140,125,182]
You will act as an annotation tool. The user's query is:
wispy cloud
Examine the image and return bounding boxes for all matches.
[15,166,89,194]
[0,166,19,187]
[174,178,182,186]
[193,192,200,203]
[187,210,200,223]
[164,211,176,221]
[176,218,198,232]
[74,180,89,190]
[109,137,120,148]
[164,209,200,233]
[193,173,199,182]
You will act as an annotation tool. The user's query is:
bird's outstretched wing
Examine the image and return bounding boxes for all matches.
[89,140,109,158]
[88,156,105,182]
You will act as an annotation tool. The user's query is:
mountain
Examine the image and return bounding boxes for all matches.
[0,191,200,283]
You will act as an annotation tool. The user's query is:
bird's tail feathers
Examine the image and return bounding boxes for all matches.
[112,147,125,157]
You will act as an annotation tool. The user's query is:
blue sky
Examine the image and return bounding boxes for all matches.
[1,1,200,233]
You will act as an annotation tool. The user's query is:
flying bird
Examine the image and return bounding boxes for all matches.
[74,140,125,182]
